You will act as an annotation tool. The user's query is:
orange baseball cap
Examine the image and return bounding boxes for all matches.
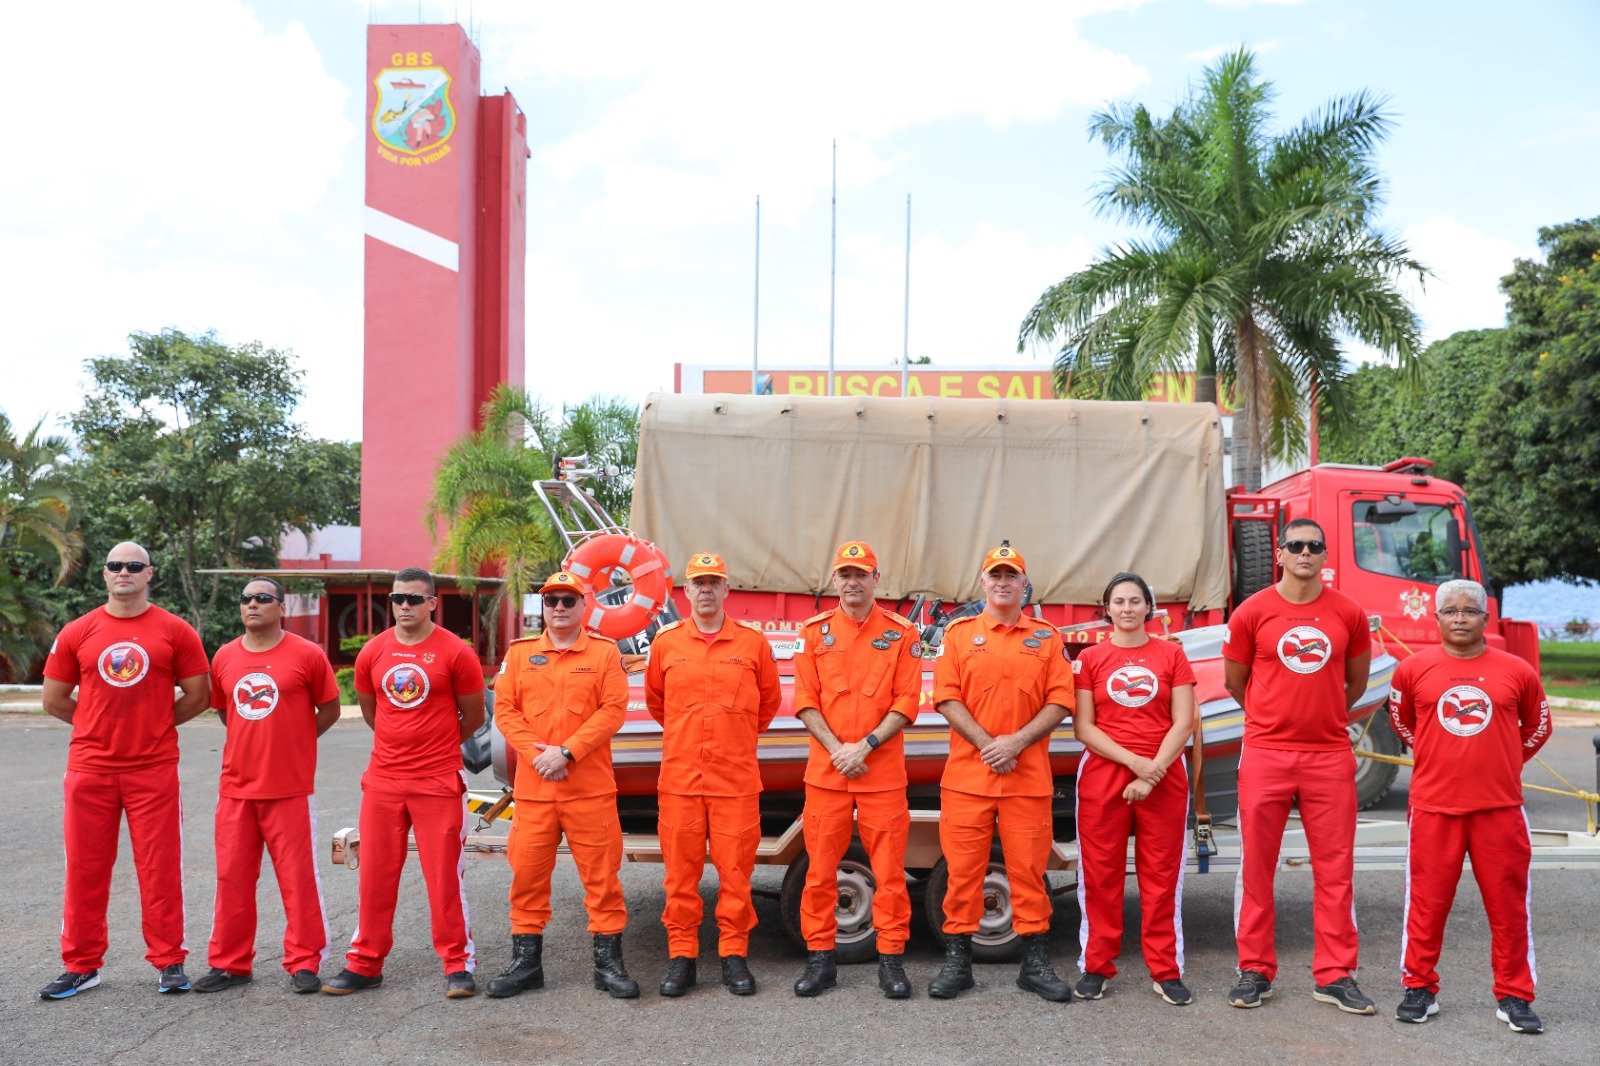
[538,571,588,596]
[981,543,1026,574]
[830,540,878,573]
[683,552,728,580]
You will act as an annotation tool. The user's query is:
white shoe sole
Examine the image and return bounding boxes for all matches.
[1312,988,1376,1015]
[1495,1008,1543,1033]
[1396,1002,1439,1023]
[42,974,101,1000]
[1153,981,1192,1006]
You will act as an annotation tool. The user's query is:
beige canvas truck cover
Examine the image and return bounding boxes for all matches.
[631,393,1230,610]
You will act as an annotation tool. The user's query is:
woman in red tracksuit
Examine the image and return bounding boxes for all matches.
[1071,571,1198,1006]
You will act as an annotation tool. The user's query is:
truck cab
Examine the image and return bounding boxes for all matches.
[1233,457,1540,671]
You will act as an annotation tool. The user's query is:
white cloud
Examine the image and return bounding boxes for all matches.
[2,0,359,438]
[1207,0,1302,8]
[1188,39,1281,63]
[1403,216,1528,342]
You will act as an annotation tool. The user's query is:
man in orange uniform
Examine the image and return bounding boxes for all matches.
[791,541,920,999]
[645,552,781,997]
[487,571,637,999]
[929,544,1074,1002]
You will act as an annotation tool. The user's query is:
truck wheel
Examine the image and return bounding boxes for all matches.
[923,846,1027,963]
[1351,710,1402,810]
[1232,522,1276,606]
[778,844,880,963]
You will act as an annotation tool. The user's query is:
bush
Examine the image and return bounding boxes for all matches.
[339,633,375,657]
[335,667,357,706]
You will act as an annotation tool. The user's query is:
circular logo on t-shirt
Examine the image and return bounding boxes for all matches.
[97,642,150,688]
[1276,626,1332,674]
[1436,684,1493,737]
[381,662,430,709]
[232,672,279,720]
[1106,665,1160,707]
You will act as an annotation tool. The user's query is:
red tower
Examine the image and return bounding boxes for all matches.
[360,23,527,571]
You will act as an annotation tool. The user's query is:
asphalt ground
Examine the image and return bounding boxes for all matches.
[4,713,1600,1066]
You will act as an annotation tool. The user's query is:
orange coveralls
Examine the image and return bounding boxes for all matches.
[645,618,781,957]
[494,630,630,935]
[792,606,920,953]
[932,612,1074,936]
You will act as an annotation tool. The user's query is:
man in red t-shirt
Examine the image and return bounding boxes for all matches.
[40,542,211,1000]
[1388,579,1551,1034]
[194,577,341,995]
[1223,518,1375,1015]
[322,568,486,1000]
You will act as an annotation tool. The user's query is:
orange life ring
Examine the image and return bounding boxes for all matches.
[563,533,674,639]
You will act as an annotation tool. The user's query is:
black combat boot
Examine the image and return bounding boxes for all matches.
[721,955,757,995]
[1017,934,1071,1002]
[592,933,641,999]
[659,957,697,997]
[487,933,544,998]
[878,953,911,999]
[792,950,837,997]
[927,934,975,999]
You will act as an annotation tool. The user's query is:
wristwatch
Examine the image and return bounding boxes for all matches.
[559,746,575,761]
[864,734,880,750]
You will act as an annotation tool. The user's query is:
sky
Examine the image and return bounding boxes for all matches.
[4,0,1598,443]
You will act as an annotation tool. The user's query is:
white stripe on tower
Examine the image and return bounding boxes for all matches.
[364,206,460,271]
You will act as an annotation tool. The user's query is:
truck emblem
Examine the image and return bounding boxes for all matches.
[1399,587,1430,622]
[871,638,891,650]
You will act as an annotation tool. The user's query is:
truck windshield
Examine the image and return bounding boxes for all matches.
[1350,501,1464,584]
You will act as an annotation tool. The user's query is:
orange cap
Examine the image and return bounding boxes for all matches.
[538,571,588,596]
[683,552,728,580]
[981,543,1026,574]
[830,540,878,573]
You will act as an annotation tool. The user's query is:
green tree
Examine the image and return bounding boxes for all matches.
[555,397,639,523]
[61,329,360,648]
[1468,218,1600,586]
[0,413,83,678]
[1019,49,1425,488]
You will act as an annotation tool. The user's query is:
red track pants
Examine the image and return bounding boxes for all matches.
[1402,806,1536,1002]
[938,790,1053,937]
[61,765,186,972]
[800,785,911,953]
[1234,745,1359,984]
[344,776,475,976]
[208,794,330,976]
[658,792,760,957]
[1074,751,1189,981]
[507,792,627,935]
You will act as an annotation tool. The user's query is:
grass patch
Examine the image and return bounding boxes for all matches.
[1540,641,1600,683]
[1545,680,1600,703]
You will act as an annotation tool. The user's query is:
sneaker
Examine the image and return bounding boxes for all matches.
[1154,978,1193,1006]
[320,969,383,995]
[1073,972,1109,1000]
[193,968,252,993]
[1313,975,1376,1015]
[1229,969,1273,1008]
[1495,996,1544,1034]
[290,970,322,994]
[445,970,477,999]
[1395,987,1438,1024]
[39,970,100,1000]
[157,964,192,994]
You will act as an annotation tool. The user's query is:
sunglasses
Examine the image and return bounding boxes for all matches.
[104,561,150,573]
[1280,539,1327,555]
[239,592,281,605]
[388,593,432,606]
[543,594,580,608]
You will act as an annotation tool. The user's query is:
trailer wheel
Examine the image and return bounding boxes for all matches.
[923,846,1029,963]
[1232,522,1276,606]
[778,844,880,963]
[1351,710,1402,810]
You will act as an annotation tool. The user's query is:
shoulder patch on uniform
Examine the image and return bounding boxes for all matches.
[737,619,766,633]
[505,635,541,648]
[944,616,979,632]
[587,633,618,644]
[883,609,913,628]
[803,609,836,626]
[655,619,685,635]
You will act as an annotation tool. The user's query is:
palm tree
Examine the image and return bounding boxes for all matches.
[1019,49,1425,488]
[0,412,84,677]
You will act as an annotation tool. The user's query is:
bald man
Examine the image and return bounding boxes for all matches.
[40,542,211,999]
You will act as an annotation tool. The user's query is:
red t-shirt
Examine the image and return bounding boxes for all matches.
[1074,636,1197,757]
[210,632,340,799]
[1223,585,1372,751]
[43,604,210,773]
[355,626,484,785]
[1388,645,1551,814]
